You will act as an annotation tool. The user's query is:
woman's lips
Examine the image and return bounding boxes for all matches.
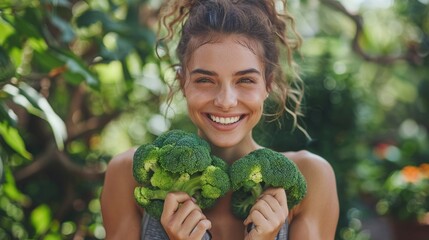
[205,113,246,130]
[208,114,242,125]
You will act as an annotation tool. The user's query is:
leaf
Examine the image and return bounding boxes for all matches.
[14,8,43,39]
[3,166,29,203]
[0,155,3,184]
[32,48,100,88]
[0,46,16,82]
[19,83,68,149]
[30,204,52,235]
[75,10,106,28]
[0,121,32,159]
[33,50,66,75]
[44,233,62,240]
[3,84,44,117]
[0,16,15,43]
[43,0,70,7]
[2,83,67,150]
[53,49,100,89]
[49,14,75,43]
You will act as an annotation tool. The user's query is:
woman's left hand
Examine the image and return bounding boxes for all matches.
[243,188,289,240]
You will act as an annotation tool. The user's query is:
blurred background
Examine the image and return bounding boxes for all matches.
[0,0,428,239]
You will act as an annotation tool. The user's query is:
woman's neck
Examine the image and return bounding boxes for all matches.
[210,136,263,163]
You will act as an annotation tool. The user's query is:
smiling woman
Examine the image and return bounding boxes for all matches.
[183,35,268,149]
[100,0,339,239]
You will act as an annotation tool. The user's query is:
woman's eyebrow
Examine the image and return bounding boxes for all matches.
[190,68,261,76]
[190,68,218,76]
[234,68,261,76]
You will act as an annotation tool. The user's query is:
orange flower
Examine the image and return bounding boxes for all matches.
[419,163,429,178]
[401,166,421,183]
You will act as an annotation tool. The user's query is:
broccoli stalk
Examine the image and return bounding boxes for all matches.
[229,148,307,219]
[132,130,230,219]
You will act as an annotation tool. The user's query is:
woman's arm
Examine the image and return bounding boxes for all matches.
[101,149,143,240]
[288,151,339,240]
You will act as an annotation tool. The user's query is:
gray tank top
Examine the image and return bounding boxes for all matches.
[141,213,289,239]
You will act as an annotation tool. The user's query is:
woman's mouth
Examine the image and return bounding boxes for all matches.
[207,114,244,125]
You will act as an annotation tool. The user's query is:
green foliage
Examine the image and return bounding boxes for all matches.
[0,0,162,239]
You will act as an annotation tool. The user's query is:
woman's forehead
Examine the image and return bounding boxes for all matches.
[189,36,263,69]
[185,33,265,66]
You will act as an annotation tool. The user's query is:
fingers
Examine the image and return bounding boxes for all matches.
[160,192,211,240]
[161,191,192,220]
[262,188,288,209]
[190,219,212,238]
[244,188,288,239]
[244,194,285,226]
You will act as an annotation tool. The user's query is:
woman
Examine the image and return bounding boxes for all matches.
[101,0,339,239]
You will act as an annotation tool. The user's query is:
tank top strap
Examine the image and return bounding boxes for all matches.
[275,218,289,239]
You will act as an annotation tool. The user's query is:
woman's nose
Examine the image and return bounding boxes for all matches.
[214,86,238,110]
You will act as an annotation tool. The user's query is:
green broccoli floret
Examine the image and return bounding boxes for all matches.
[229,148,307,219]
[134,165,229,219]
[134,187,164,218]
[153,129,210,150]
[152,129,189,147]
[211,155,229,172]
[158,144,212,174]
[133,144,160,184]
[132,130,230,219]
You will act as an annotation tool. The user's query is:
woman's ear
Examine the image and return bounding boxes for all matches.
[176,67,186,97]
[265,73,273,94]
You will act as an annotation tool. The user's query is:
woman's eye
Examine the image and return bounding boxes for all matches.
[238,78,255,84]
[195,78,213,83]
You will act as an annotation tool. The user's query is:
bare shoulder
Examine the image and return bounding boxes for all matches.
[106,148,137,173]
[101,147,142,239]
[102,147,138,204]
[290,150,337,201]
[284,150,339,239]
[284,150,336,180]
[283,150,337,202]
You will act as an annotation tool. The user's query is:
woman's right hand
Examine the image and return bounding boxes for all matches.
[160,192,212,240]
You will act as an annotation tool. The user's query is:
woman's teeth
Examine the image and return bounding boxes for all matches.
[209,115,241,125]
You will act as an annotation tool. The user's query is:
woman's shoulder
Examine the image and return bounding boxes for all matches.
[283,150,335,178]
[283,150,338,220]
[106,148,136,185]
[101,147,143,238]
[283,150,337,196]
[108,148,137,167]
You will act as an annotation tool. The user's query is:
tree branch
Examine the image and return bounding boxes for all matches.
[55,150,105,181]
[320,0,422,65]
[66,111,122,143]
[14,143,56,181]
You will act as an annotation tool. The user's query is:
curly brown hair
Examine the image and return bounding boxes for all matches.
[158,0,306,132]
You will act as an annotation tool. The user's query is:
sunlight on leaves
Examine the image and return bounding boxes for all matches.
[30,205,51,236]
[0,122,31,159]
[3,83,67,150]
[3,167,29,204]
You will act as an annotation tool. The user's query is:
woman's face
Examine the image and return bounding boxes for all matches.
[183,34,268,148]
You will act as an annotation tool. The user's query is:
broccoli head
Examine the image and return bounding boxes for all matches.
[229,148,307,219]
[132,130,230,219]
[211,155,229,172]
[133,144,160,185]
[158,144,212,175]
